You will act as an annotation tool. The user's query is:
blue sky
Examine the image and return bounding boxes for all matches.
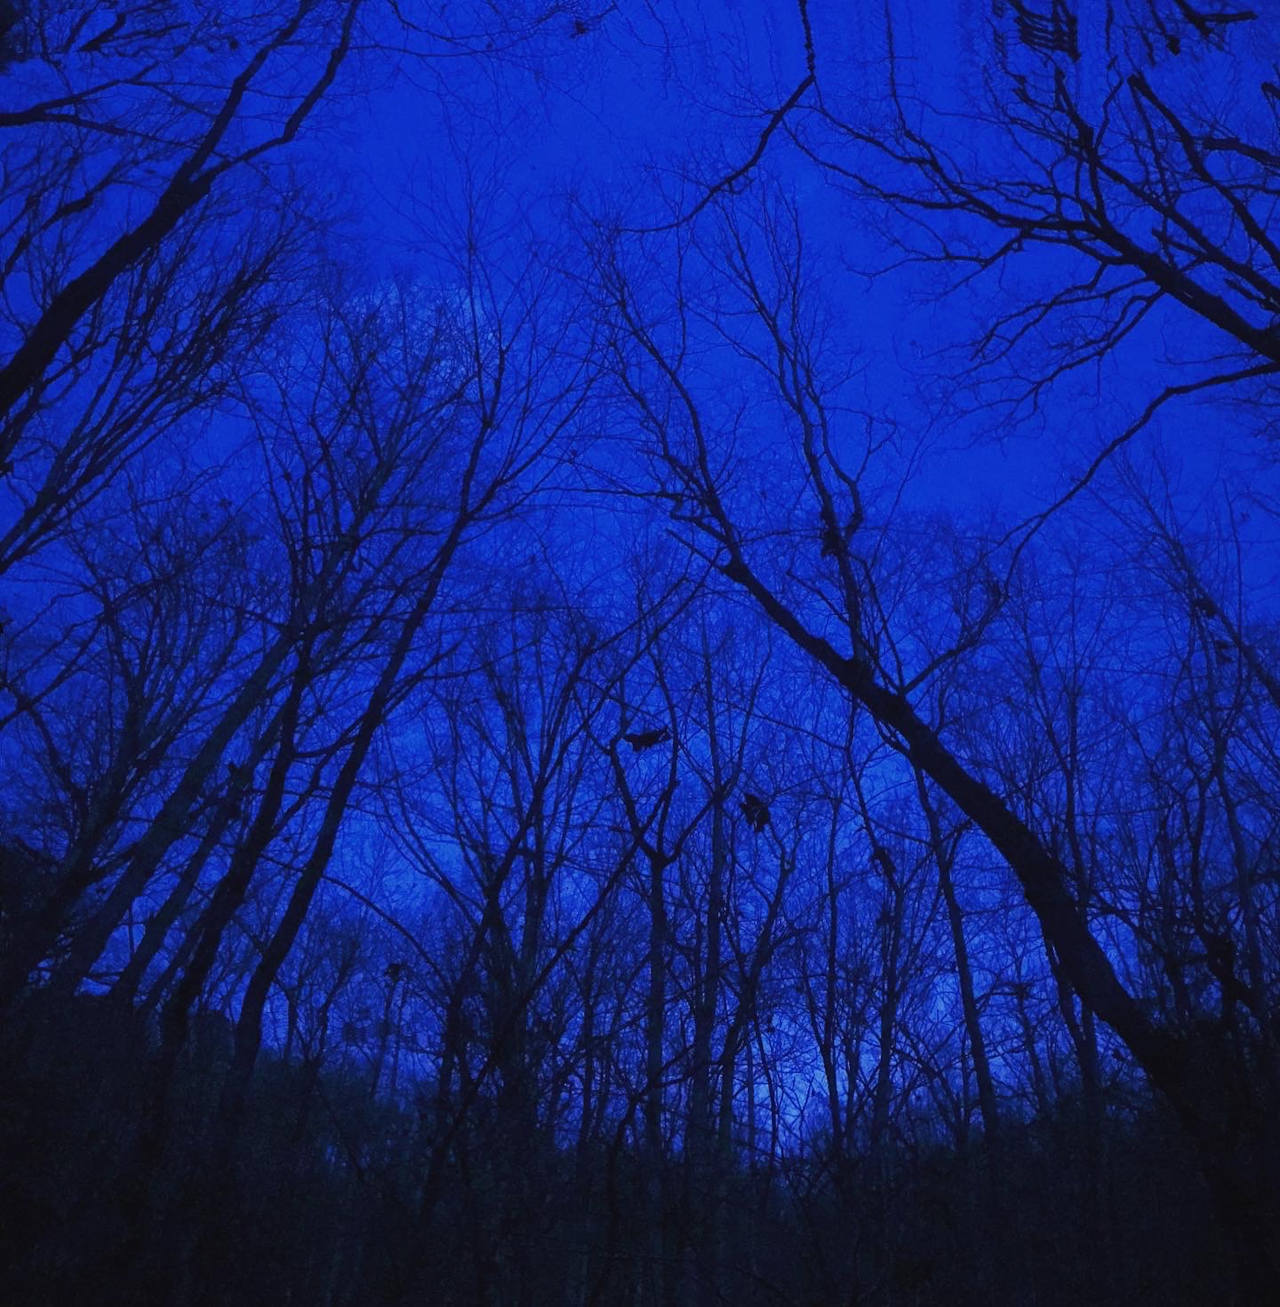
[206,0,1280,611]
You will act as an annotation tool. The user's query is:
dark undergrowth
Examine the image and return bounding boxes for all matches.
[0,991,1243,1307]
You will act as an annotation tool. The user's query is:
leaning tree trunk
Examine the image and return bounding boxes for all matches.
[724,554,1280,1293]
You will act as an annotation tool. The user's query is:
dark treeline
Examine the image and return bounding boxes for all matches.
[0,985,1235,1305]
[2,2,1278,1305]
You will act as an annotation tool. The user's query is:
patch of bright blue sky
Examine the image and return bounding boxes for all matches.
[302,1,1280,572]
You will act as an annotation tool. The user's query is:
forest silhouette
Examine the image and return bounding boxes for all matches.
[1,2,1278,1303]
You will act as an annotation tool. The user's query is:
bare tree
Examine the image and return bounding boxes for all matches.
[597,177,1280,1287]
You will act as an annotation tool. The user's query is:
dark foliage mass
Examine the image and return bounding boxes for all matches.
[2,2,1279,1305]
[0,990,1236,1306]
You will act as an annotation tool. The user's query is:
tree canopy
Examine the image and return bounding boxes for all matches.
[2,3,1278,1304]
